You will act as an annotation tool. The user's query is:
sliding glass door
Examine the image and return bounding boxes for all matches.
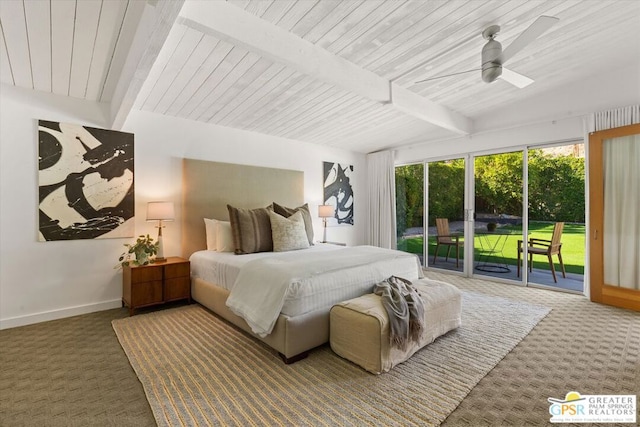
[396,141,586,294]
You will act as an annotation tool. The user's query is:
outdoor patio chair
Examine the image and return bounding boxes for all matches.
[433,218,463,268]
[517,222,566,283]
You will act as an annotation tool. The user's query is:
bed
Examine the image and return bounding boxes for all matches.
[182,159,423,362]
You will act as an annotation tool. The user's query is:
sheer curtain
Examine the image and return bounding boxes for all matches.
[584,104,640,294]
[603,134,640,289]
[366,150,396,249]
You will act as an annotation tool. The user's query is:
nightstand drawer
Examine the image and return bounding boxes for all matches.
[131,280,163,306]
[130,266,162,282]
[164,277,191,301]
[122,257,190,316]
[165,262,190,279]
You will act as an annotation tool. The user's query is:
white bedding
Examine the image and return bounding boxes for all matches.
[189,244,341,291]
[223,245,424,337]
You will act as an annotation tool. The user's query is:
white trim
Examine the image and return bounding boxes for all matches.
[522,148,529,286]
[423,161,428,268]
[0,299,122,330]
[397,138,583,166]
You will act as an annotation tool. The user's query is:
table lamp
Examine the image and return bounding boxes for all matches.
[318,204,334,243]
[146,201,175,262]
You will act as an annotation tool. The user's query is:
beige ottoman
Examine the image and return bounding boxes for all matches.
[330,278,462,374]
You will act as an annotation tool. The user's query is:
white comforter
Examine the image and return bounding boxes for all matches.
[225,245,423,337]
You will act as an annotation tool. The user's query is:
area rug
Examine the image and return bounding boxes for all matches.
[112,292,550,427]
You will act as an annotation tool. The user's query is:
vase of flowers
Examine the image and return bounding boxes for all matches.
[117,234,159,267]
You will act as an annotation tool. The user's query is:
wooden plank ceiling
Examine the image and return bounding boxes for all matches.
[2,0,639,153]
[0,0,144,102]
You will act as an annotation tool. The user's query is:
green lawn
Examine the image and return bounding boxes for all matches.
[397,222,585,274]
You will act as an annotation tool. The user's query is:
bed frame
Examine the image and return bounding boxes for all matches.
[181,158,328,362]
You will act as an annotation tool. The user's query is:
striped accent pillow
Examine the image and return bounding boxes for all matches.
[227,204,274,254]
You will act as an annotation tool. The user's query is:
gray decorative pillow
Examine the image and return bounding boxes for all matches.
[272,202,314,245]
[269,210,310,252]
[227,204,274,254]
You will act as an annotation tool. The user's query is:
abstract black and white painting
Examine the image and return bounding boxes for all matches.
[38,120,134,241]
[323,162,354,225]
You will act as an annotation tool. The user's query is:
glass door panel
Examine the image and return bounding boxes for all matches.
[589,124,640,310]
[473,151,523,281]
[396,164,424,263]
[427,158,465,273]
[527,144,585,291]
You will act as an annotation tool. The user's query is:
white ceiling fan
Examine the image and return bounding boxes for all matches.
[415,16,559,89]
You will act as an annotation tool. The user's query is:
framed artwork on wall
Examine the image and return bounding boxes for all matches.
[323,161,354,225]
[38,120,135,241]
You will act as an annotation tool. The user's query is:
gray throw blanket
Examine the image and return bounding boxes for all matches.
[373,276,425,350]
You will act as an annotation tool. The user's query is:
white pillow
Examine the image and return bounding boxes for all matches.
[204,218,218,251]
[269,210,310,252]
[215,221,234,252]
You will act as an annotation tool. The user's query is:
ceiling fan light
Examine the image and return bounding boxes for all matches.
[481,38,503,83]
[482,63,502,83]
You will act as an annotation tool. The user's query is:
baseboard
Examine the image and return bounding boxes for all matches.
[0,299,123,330]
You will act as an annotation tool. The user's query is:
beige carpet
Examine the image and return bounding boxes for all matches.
[112,292,550,427]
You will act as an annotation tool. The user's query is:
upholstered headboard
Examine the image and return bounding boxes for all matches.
[181,159,304,259]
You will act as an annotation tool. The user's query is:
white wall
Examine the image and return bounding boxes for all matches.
[120,110,366,257]
[395,116,584,163]
[0,85,365,329]
[395,62,640,162]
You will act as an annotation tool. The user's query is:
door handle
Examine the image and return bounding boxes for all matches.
[594,229,598,240]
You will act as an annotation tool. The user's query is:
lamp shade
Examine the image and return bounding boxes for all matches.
[318,205,334,218]
[146,201,175,221]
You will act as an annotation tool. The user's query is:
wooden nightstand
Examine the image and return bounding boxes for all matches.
[122,256,191,316]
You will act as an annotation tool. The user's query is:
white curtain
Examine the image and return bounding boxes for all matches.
[592,105,640,131]
[584,104,640,293]
[366,150,397,249]
[603,134,640,289]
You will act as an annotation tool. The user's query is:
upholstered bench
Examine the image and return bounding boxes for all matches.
[330,278,462,374]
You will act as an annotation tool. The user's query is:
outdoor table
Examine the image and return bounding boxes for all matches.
[475,231,513,273]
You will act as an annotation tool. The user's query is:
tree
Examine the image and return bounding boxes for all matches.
[528,150,585,222]
[427,159,464,225]
[395,150,585,238]
[474,153,523,215]
[395,164,423,237]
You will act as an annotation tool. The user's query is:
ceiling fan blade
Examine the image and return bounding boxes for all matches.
[502,15,559,63]
[414,68,479,84]
[500,67,534,88]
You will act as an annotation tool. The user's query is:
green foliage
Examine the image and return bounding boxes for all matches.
[427,159,465,225]
[116,234,159,268]
[528,150,585,222]
[474,153,523,215]
[395,150,585,236]
[395,164,424,237]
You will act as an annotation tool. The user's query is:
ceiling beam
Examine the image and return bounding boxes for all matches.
[109,0,184,130]
[178,1,472,135]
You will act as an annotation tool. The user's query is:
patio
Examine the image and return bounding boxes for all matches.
[403,223,585,293]
[427,255,584,293]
